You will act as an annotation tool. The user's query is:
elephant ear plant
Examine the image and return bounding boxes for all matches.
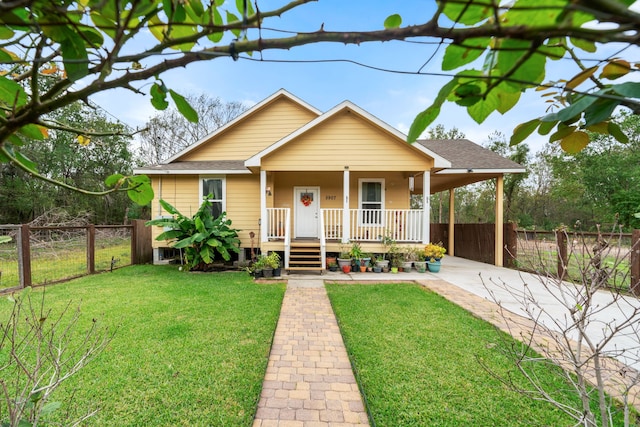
[146,196,241,271]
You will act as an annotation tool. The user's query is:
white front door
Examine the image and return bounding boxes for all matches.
[294,187,320,238]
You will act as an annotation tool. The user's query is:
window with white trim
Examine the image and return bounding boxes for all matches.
[201,177,225,218]
[359,179,384,225]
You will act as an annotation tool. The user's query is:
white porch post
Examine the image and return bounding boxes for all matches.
[342,167,350,243]
[422,170,430,244]
[448,188,455,256]
[260,170,268,244]
[495,175,504,267]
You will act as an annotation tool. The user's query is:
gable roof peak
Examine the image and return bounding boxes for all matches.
[163,88,322,164]
[245,97,451,168]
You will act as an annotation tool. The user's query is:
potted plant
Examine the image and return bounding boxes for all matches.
[390,253,403,273]
[264,251,281,277]
[252,254,266,278]
[347,242,362,272]
[376,233,394,270]
[425,242,446,273]
[387,237,402,272]
[372,255,382,273]
[349,241,363,259]
[414,251,427,273]
[366,254,375,272]
[402,246,418,272]
[328,262,339,272]
[337,242,352,269]
[361,252,372,268]
[326,253,337,269]
[245,264,260,278]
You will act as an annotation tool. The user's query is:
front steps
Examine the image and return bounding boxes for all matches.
[287,241,324,273]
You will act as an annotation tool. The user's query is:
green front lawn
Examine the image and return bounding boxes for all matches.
[0,266,285,426]
[326,282,625,426]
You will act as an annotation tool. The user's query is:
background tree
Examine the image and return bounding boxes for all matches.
[577,113,640,229]
[509,112,640,231]
[484,131,530,222]
[0,101,138,223]
[423,125,466,222]
[138,94,247,164]
[0,0,638,201]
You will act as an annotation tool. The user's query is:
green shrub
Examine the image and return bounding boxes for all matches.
[146,196,240,271]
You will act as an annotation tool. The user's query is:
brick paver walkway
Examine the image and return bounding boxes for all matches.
[253,279,369,427]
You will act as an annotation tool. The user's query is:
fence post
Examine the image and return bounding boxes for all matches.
[87,225,95,274]
[504,223,517,268]
[19,224,31,288]
[556,228,568,280]
[130,222,137,265]
[631,230,640,296]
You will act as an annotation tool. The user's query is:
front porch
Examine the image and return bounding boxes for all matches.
[265,208,426,243]
[262,207,426,271]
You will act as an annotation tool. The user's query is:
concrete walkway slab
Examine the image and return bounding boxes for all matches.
[253,279,369,427]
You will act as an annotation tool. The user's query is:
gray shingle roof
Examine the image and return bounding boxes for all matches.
[134,160,248,174]
[417,139,525,171]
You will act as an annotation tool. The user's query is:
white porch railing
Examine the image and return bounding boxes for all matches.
[322,209,424,242]
[266,208,424,246]
[265,208,290,268]
[266,208,289,240]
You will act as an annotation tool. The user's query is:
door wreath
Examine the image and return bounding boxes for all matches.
[300,193,313,206]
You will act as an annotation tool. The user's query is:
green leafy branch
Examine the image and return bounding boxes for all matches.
[1,0,639,199]
[407,0,640,152]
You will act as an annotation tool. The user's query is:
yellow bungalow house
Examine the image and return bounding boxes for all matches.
[135,89,525,271]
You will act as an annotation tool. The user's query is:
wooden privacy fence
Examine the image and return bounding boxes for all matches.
[431,223,518,267]
[0,220,152,291]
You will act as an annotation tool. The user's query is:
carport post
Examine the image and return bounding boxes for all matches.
[494,175,504,267]
[448,189,455,256]
[422,171,430,244]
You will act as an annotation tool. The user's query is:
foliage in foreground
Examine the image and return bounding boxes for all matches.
[484,226,640,427]
[146,197,241,271]
[0,266,285,425]
[0,288,114,426]
[0,1,639,201]
[326,283,626,426]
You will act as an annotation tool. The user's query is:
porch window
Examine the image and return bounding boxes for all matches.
[201,176,225,218]
[359,179,384,225]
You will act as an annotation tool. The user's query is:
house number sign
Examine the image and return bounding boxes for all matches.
[325,195,337,200]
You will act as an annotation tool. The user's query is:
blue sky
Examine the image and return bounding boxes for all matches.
[91,0,638,154]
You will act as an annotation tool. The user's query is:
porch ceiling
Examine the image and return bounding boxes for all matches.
[429,171,502,193]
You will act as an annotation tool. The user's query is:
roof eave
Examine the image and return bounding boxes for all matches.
[435,168,527,174]
[133,168,251,175]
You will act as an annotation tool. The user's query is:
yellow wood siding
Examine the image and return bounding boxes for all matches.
[150,175,262,250]
[261,110,434,171]
[178,97,317,161]
[150,175,200,247]
[226,175,261,247]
